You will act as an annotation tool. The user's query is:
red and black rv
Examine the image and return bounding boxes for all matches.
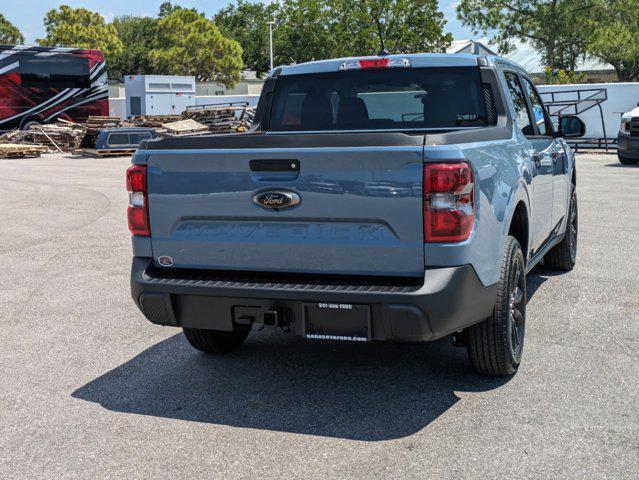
[0,45,108,131]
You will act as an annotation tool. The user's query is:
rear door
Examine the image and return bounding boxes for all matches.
[521,77,568,228]
[504,72,554,253]
[146,134,425,277]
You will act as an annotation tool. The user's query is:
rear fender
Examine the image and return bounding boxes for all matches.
[132,149,149,165]
[501,181,531,262]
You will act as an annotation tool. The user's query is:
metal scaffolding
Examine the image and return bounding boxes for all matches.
[541,88,611,152]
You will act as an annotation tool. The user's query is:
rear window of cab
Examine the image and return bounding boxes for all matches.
[268,67,488,132]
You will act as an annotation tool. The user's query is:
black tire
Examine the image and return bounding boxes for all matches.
[466,236,526,376]
[544,188,578,271]
[183,325,251,354]
[618,155,638,165]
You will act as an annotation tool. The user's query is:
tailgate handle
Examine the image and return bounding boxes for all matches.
[250,159,299,172]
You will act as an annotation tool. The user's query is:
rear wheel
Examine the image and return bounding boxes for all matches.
[466,235,526,376]
[183,324,251,354]
[544,188,577,271]
[618,155,638,165]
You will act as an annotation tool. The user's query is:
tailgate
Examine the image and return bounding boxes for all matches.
[146,133,425,277]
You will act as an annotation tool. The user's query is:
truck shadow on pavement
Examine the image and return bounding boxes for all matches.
[526,266,555,301]
[604,162,638,168]
[72,267,562,441]
[73,332,511,441]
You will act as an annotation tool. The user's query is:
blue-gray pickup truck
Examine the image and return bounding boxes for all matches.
[128,53,582,376]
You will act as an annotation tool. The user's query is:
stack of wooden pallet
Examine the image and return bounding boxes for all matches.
[85,116,122,131]
[0,143,48,159]
[23,124,85,152]
[181,105,252,133]
[243,107,256,125]
[0,129,27,145]
[125,115,181,128]
[116,104,256,136]
[159,119,209,137]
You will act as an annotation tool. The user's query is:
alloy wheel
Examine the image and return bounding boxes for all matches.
[508,257,525,360]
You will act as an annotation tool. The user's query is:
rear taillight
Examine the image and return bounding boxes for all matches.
[423,162,474,243]
[620,119,629,133]
[126,165,150,236]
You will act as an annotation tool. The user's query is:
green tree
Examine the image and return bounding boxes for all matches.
[327,0,452,57]
[585,0,639,81]
[456,0,592,71]
[214,0,279,77]
[37,5,123,59]
[149,8,243,86]
[273,0,452,65]
[273,0,334,64]
[109,15,159,80]
[158,1,198,18]
[543,66,586,84]
[0,13,24,44]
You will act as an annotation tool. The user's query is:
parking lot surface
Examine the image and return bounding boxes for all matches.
[0,152,637,479]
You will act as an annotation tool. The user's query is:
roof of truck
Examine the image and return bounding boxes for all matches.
[272,52,527,76]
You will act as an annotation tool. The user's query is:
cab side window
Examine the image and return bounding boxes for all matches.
[522,77,553,136]
[504,72,534,136]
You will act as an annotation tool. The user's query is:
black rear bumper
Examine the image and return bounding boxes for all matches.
[618,135,639,159]
[131,257,497,342]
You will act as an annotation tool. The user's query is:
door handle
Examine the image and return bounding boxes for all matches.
[250,159,300,181]
[250,159,299,172]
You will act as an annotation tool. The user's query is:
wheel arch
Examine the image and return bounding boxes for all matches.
[503,180,530,264]
[508,200,530,264]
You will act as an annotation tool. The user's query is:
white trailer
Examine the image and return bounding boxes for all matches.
[538,82,639,147]
[124,75,196,117]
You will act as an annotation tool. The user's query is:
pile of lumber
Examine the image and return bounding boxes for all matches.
[243,107,256,126]
[85,116,121,131]
[0,105,257,157]
[0,143,48,159]
[125,105,254,134]
[125,115,181,128]
[181,104,255,133]
[158,119,209,137]
[0,124,84,153]
[26,124,84,151]
[0,116,116,155]
[0,130,26,145]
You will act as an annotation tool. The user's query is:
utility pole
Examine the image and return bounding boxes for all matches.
[267,21,275,71]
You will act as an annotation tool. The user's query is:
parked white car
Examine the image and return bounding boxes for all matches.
[618,103,639,165]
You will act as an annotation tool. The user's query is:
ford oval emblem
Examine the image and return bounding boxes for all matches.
[253,190,301,210]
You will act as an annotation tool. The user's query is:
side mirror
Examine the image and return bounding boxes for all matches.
[558,115,586,138]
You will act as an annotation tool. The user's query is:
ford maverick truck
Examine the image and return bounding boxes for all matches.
[129,53,581,376]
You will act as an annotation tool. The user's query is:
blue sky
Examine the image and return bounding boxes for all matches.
[2,1,474,44]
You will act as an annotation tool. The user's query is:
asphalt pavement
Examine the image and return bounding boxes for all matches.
[0,152,637,479]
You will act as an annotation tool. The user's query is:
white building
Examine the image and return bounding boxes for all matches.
[196,70,265,96]
[447,39,617,83]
